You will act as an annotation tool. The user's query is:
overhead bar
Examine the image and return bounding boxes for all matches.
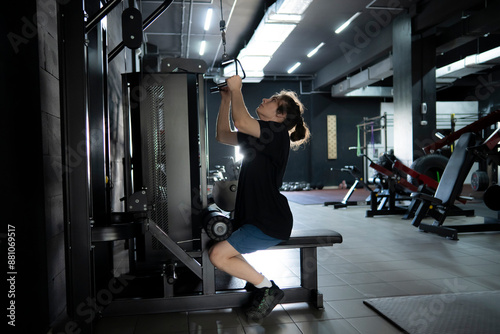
[85,0,122,34]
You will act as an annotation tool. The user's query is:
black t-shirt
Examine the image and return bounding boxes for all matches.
[234,120,293,240]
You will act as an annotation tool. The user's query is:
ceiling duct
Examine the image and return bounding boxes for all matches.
[331,78,354,96]
[436,46,500,85]
[350,70,378,90]
[345,86,393,97]
[331,56,393,97]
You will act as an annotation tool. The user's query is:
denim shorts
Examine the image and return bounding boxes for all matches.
[227,224,283,254]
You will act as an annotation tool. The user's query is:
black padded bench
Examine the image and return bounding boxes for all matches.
[269,229,343,308]
[102,228,343,315]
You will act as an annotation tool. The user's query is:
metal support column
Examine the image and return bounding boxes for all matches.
[87,0,114,293]
[393,13,413,166]
[412,33,437,160]
[58,1,92,333]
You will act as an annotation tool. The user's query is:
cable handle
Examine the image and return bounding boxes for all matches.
[210,58,246,94]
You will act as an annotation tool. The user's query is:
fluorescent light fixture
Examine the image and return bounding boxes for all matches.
[276,0,313,15]
[267,0,313,23]
[204,8,213,31]
[223,56,266,82]
[224,56,267,74]
[245,22,297,56]
[307,42,325,58]
[335,12,361,34]
[233,19,296,73]
[199,40,206,56]
[287,62,301,73]
[267,12,302,23]
[225,0,314,80]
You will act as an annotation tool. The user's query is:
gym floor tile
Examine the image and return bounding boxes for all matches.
[135,313,189,334]
[281,302,343,322]
[93,201,500,333]
[336,272,384,285]
[405,267,458,280]
[318,273,346,287]
[461,275,500,290]
[188,308,242,331]
[295,319,361,334]
[327,299,379,318]
[371,269,421,282]
[428,277,496,293]
[243,322,302,334]
[320,285,365,301]
[388,280,445,295]
[235,305,294,327]
[347,316,405,334]
[351,282,408,298]
[94,315,137,334]
[322,262,365,274]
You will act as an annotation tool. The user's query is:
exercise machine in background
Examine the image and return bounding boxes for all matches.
[411,110,500,239]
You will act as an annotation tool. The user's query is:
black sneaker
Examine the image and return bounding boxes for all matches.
[245,281,284,323]
[244,282,257,292]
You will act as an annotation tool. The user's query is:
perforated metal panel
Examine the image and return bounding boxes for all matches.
[144,85,169,248]
[138,73,201,258]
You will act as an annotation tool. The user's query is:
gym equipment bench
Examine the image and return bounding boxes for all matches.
[96,220,342,316]
[411,131,499,239]
[97,72,343,317]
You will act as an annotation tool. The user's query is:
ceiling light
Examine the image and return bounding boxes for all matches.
[204,8,213,31]
[224,55,270,75]
[267,13,302,23]
[287,62,301,73]
[227,0,313,80]
[244,22,297,57]
[223,55,267,82]
[199,40,206,56]
[276,0,313,15]
[307,42,325,58]
[335,12,361,34]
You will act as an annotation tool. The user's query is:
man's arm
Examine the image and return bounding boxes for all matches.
[227,76,261,138]
[215,88,238,146]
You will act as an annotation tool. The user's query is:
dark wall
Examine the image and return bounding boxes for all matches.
[3,1,50,333]
[309,94,383,186]
[204,79,384,187]
[37,0,65,329]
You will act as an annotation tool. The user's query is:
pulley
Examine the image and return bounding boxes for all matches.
[122,7,143,49]
[210,0,246,93]
[202,209,233,241]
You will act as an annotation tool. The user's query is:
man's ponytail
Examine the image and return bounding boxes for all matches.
[274,90,311,150]
[289,116,310,150]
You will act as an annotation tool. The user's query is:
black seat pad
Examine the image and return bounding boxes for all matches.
[435,132,477,205]
[275,229,343,248]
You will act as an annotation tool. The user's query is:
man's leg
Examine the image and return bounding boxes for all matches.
[209,240,265,285]
[209,240,284,322]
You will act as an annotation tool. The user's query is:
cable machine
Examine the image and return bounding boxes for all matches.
[58,2,344,331]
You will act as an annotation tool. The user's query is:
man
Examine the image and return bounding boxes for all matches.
[209,75,310,321]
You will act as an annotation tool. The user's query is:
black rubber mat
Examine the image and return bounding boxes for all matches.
[364,291,500,334]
